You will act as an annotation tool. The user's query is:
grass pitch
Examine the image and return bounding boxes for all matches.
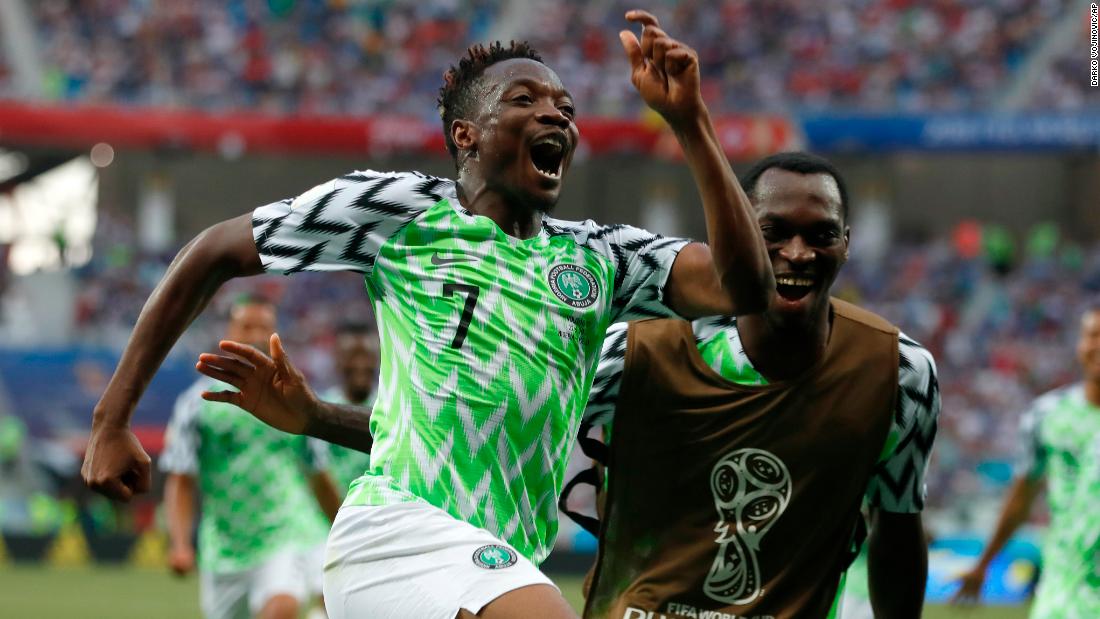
[0,565,1026,618]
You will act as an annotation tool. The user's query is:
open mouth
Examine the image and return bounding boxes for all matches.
[530,134,566,179]
[775,274,814,302]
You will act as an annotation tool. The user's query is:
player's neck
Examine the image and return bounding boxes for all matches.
[455,178,543,239]
[736,307,831,381]
[1085,380,1100,408]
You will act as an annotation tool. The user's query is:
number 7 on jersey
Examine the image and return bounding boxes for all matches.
[442,283,480,349]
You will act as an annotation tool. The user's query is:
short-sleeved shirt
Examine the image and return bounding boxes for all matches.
[1014,384,1100,619]
[586,315,941,513]
[320,387,375,494]
[160,378,331,573]
[251,170,689,563]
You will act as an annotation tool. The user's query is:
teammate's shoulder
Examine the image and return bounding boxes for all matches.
[173,377,217,412]
[690,314,738,336]
[831,298,898,335]
[542,216,614,242]
[338,169,457,203]
[898,330,936,379]
[1032,383,1082,414]
[542,217,665,250]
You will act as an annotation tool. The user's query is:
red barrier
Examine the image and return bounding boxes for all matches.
[0,101,799,160]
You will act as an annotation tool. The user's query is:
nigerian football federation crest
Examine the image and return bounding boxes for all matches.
[548,263,599,308]
[472,544,517,569]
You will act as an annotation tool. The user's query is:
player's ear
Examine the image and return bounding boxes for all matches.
[451,119,479,158]
[843,226,851,261]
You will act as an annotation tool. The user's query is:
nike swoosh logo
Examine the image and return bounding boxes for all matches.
[431,253,476,266]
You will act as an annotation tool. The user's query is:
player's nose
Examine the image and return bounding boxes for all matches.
[534,102,571,128]
[778,236,815,265]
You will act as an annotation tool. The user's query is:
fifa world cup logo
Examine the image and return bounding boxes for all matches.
[704,448,791,605]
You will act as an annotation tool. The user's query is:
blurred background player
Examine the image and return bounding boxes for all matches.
[320,322,378,494]
[159,294,342,619]
[952,304,1100,618]
[578,152,939,618]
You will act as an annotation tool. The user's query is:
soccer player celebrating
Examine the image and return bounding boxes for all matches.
[160,295,342,619]
[82,10,773,618]
[320,322,379,493]
[953,305,1100,617]
[577,152,940,619]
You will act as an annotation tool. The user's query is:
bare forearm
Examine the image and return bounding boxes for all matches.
[974,477,1040,570]
[304,401,374,453]
[310,472,344,522]
[93,216,260,429]
[164,475,196,550]
[868,511,926,619]
[672,112,773,313]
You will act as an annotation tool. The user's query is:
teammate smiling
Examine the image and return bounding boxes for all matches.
[81,10,773,618]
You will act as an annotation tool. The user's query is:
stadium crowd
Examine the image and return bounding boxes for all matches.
[0,0,1089,116]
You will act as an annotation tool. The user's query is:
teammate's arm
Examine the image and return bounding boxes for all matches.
[309,471,343,522]
[164,473,198,577]
[954,395,1048,605]
[83,214,262,501]
[867,510,926,618]
[951,475,1042,604]
[620,10,773,319]
[863,335,938,616]
[197,335,375,452]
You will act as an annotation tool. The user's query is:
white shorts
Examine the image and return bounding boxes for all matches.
[323,502,556,619]
[200,549,310,619]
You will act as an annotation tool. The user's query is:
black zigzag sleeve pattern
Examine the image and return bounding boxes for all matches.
[603,225,691,323]
[251,170,455,275]
[581,323,630,427]
[864,333,941,513]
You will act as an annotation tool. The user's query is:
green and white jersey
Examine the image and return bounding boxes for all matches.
[320,387,375,494]
[1016,384,1100,619]
[587,316,941,512]
[252,170,689,563]
[160,378,331,573]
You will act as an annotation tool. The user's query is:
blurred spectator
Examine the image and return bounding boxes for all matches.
[1,0,1086,117]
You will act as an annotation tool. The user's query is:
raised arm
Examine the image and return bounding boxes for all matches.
[83,214,262,501]
[620,10,773,318]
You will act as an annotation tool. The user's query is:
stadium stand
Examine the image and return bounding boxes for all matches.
[1,0,1089,115]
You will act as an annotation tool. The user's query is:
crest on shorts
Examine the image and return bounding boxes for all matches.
[548,264,599,309]
[472,544,517,569]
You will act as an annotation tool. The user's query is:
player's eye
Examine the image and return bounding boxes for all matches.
[559,104,575,119]
[760,226,785,242]
[511,94,533,104]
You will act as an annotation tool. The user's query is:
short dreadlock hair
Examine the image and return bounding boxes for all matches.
[438,41,544,165]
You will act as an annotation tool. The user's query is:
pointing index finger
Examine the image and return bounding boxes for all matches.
[625,9,661,28]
